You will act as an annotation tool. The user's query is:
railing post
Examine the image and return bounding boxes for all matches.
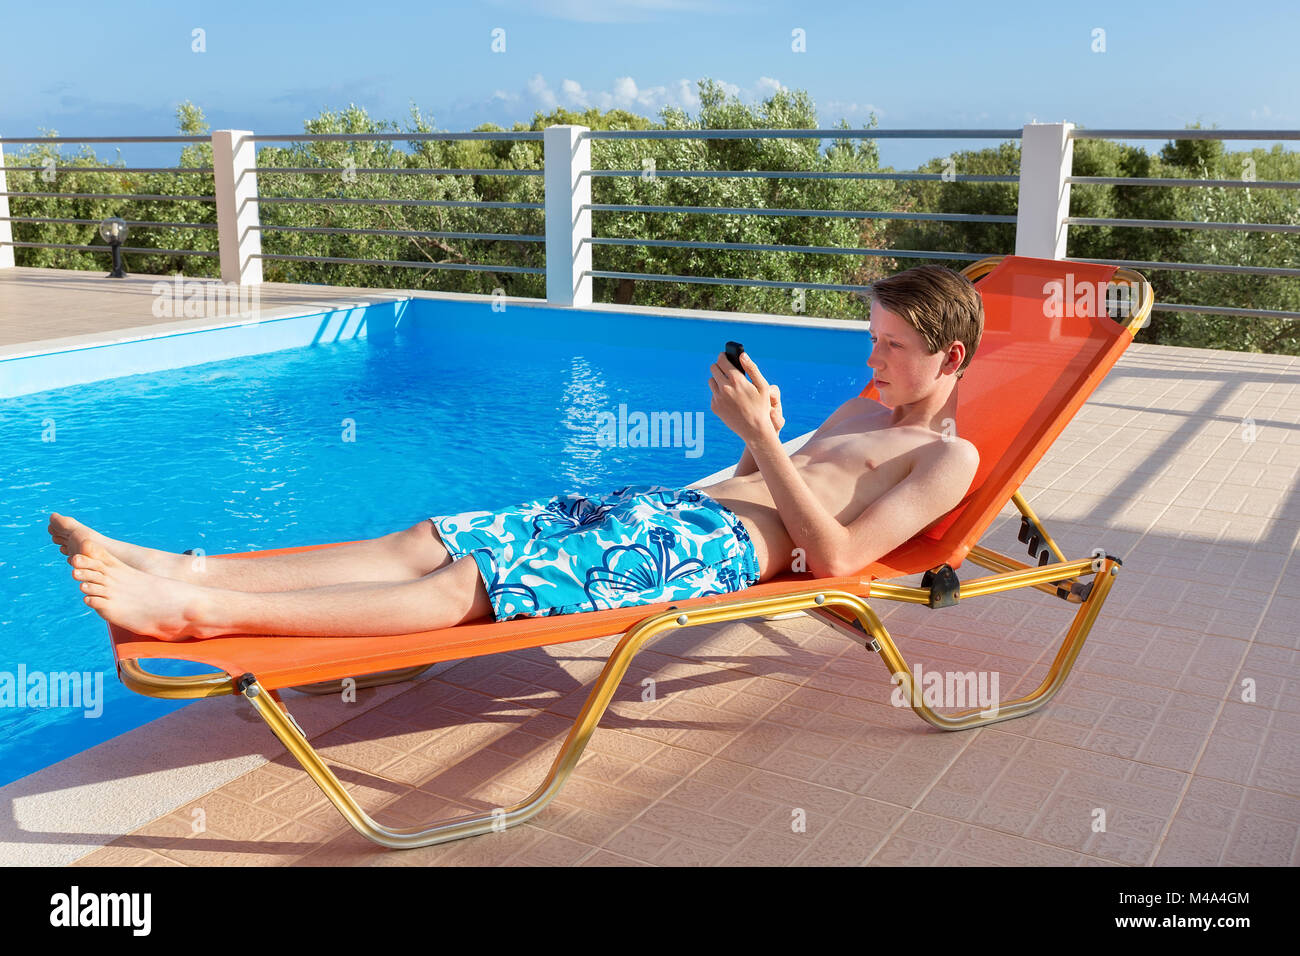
[1015,123,1074,259]
[544,124,591,307]
[212,129,262,285]
[0,138,14,269]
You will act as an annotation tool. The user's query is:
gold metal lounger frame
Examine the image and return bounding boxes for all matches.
[113,258,1151,849]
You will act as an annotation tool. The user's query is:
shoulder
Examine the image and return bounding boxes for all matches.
[911,436,979,496]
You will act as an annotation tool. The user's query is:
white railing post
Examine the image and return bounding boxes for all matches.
[544,124,591,307]
[1015,123,1074,259]
[0,138,14,269]
[212,129,262,285]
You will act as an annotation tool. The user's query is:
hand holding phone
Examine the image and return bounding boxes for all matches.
[725,341,746,373]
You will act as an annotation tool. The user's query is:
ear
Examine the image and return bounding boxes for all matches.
[944,340,966,374]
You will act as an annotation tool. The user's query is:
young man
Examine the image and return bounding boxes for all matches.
[49,265,983,641]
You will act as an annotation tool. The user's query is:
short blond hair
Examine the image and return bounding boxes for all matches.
[869,265,984,379]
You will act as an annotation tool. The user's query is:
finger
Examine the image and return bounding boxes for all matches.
[741,353,768,388]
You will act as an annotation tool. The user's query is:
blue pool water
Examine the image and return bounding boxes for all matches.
[0,298,871,786]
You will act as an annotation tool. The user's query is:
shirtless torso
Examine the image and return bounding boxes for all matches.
[696,397,976,581]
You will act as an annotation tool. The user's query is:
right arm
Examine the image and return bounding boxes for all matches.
[734,445,760,476]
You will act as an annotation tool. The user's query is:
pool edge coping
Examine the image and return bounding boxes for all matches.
[0,284,871,365]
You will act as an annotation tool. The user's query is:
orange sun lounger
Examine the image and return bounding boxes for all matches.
[106,254,1152,849]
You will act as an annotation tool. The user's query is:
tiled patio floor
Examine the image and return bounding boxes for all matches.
[3,268,1297,866]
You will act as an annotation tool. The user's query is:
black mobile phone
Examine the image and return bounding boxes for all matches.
[725,340,746,372]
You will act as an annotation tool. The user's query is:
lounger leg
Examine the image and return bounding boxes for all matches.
[233,605,706,848]
[232,588,898,849]
[811,556,1124,730]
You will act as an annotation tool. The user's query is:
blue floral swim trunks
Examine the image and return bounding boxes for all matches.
[430,483,761,622]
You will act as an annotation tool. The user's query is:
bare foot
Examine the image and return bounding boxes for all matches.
[49,513,187,579]
[72,541,216,642]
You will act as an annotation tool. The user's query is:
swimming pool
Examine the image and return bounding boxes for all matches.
[0,296,872,786]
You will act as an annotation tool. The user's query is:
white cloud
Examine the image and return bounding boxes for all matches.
[672,78,700,108]
[612,76,640,103]
[479,73,814,123]
[561,78,589,108]
[823,100,885,120]
[527,73,558,110]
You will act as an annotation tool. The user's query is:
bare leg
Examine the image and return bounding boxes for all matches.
[50,512,452,591]
[72,540,494,641]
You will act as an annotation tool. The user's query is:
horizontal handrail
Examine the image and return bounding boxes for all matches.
[590,169,1020,183]
[586,128,1025,140]
[0,135,207,144]
[587,203,1016,221]
[256,196,542,209]
[588,270,875,292]
[1071,129,1300,140]
[1066,256,1300,279]
[589,237,994,256]
[0,166,214,174]
[252,252,543,273]
[249,131,544,142]
[1151,302,1300,321]
[0,191,214,202]
[1065,216,1300,233]
[253,224,542,242]
[0,241,216,256]
[1068,175,1299,189]
[257,166,542,176]
[1,216,215,229]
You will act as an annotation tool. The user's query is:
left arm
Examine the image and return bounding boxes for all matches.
[830,440,979,577]
[746,428,849,577]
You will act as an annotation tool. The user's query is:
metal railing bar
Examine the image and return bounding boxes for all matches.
[0,166,214,174]
[249,132,544,142]
[589,169,1020,183]
[1066,256,1300,279]
[0,216,217,229]
[588,203,1016,221]
[588,270,873,291]
[0,135,207,145]
[1065,217,1300,234]
[587,129,1024,140]
[256,196,542,209]
[257,166,542,176]
[253,224,542,242]
[1071,129,1300,140]
[589,237,991,256]
[1150,302,1300,320]
[0,241,217,256]
[0,191,215,202]
[252,253,544,273]
[586,255,988,290]
[1068,175,1299,189]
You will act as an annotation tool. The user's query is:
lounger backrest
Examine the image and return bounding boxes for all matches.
[860,255,1132,568]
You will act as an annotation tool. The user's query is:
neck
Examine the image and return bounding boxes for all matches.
[888,378,960,433]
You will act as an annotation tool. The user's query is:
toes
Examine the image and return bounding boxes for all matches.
[73,568,105,584]
[80,582,107,596]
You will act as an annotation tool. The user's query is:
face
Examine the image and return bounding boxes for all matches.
[866,301,960,403]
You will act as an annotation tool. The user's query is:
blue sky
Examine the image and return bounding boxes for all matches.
[2,0,1295,168]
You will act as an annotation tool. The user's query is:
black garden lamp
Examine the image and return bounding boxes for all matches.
[99,217,129,278]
